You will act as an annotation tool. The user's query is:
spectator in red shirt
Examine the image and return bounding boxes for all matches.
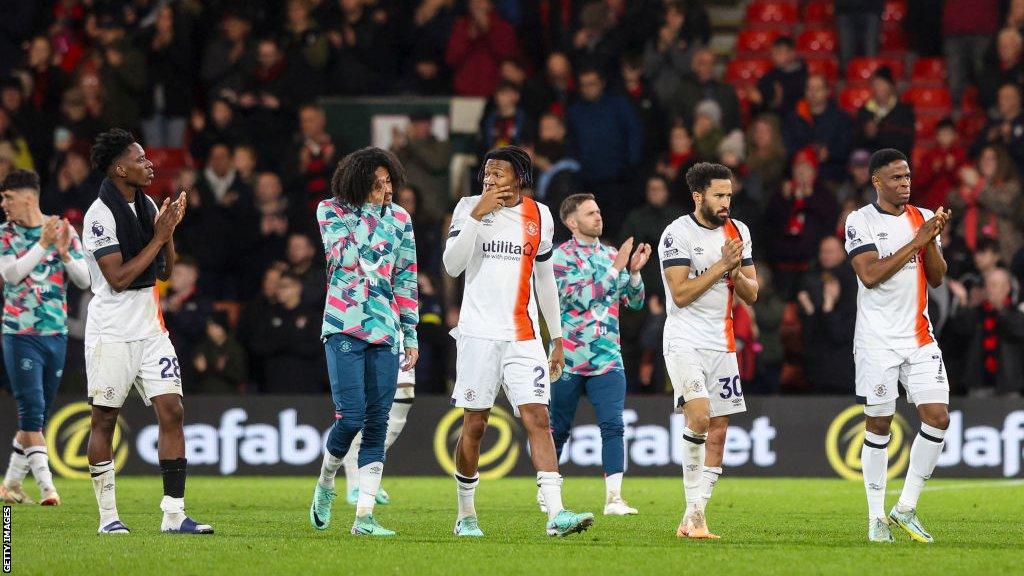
[289,103,337,213]
[655,121,697,198]
[445,0,518,97]
[915,119,968,211]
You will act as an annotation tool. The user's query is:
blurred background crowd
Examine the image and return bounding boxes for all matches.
[0,0,1022,399]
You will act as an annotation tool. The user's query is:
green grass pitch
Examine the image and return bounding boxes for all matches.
[6,477,1023,575]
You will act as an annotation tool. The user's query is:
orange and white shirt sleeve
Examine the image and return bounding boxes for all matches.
[845,204,937,350]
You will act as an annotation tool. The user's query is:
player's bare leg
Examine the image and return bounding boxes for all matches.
[519,403,594,536]
[453,409,489,536]
[678,398,718,539]
[88,405,127,533]
[701,417,728,513]
[152,394,212,534]
[520,403,562,514]
[890,403,949,543]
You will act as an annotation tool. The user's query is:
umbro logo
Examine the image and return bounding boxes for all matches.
[693,246,704,255]
[877,232,889,240]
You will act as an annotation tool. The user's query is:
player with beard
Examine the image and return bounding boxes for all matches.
[548,193,649,516]
[658,162,758,539]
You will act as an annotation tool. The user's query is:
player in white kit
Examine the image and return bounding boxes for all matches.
[83,129,212,535]
[443,146,594,538]
[342,341,415,506]
[659,163,758,539]
[844,149,952,543]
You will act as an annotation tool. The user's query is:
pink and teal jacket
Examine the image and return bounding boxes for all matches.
[317,199,418,349]
[552,238,644,376]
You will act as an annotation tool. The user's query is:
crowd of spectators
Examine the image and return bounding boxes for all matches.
[0,0,1022,399]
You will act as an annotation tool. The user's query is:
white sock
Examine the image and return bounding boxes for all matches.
[355,462,383,517]
[384,401,412,450]
[318,450,344,490]
[3,438,30,487]
[343,432,362,493]
[682,427,707,514]
[862,431,890,520]
[605,472,623,501]
[343,402,412,493]
[455,471,479,520]
[160,494,185,516]
[89,461,119,524]
[537,471,564,521]
[701,466,722,510]
[898,423,946,511]
[25,445,55,494]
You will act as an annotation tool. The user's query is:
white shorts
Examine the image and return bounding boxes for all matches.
[452,335,549,416]
[665,346,746,418]
[855,342,949,410]
[86,333,182,408]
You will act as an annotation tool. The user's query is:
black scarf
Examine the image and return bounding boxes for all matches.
[98,178,164,290]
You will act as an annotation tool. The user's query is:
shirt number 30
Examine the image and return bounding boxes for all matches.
[718,375,743,399]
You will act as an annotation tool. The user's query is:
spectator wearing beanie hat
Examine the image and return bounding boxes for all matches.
[692,100,725,161]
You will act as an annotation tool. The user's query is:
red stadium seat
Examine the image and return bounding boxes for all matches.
[846,57,904,83]
[882,0,908,24]
[805,57,839,81]
[914,111,945,139]
[213,301,242,330]
[879,28,909,53]
[726,59,773,83]
[839,86,872,114]
[802,0,834,25]
[911,58,948,84]
[746,1,799,26]
[957,113,987,142]
[796,29,838,55]
[736,29,782,55]
[903,87,952,111]
[148,176,177,201]
[961,86,982,114]
[911,143,932,171]
[146,147,190,172]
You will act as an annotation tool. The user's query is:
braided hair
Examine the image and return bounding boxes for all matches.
[478,145,534,190]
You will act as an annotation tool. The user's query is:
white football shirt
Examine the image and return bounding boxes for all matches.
[447,195,554,341]
[844,202,937,350]
[82,196,167,347]
[659,214,753,353]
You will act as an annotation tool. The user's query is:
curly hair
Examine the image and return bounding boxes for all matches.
[0,169,40,194]
[90,128,137,175]
[685,162,733,195]
[477,145,534,190]
[330,147,406,206]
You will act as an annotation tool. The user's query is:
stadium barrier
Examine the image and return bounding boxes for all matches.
[3,396,1022,479]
